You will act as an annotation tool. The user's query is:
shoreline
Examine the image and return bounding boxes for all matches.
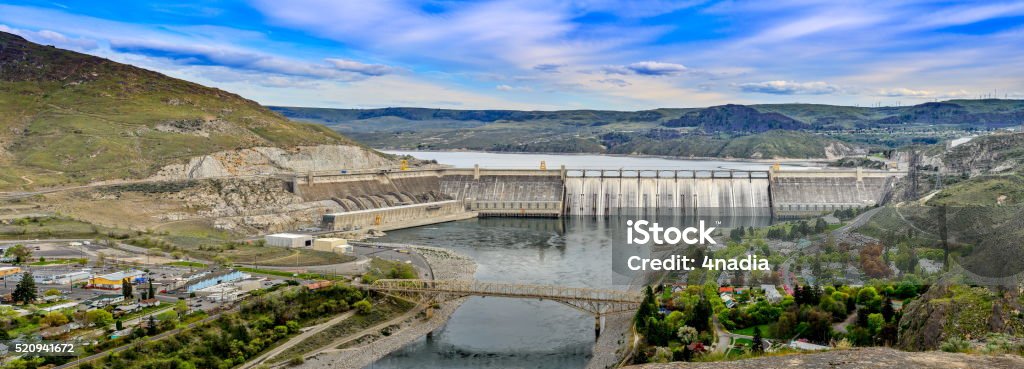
[297,245,477,369]
[381,148,834,165]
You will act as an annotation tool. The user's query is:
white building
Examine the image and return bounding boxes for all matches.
[264,233,314,248]
[41,271,92,285]
[761,284,783,303]
[313,238,352,254]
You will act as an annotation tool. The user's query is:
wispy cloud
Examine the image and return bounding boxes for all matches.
[1,1,1022,109]
[109,39,392,80]
[602,61,688,76]
[737,80,842,95]
[0,24,97,50]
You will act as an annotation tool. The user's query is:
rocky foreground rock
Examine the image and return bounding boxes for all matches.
[627,347,1024,369]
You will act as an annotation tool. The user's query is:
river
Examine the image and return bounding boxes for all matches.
[365,151,786,369]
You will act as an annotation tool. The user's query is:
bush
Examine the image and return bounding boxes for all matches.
[288,356,304,366]
[354,299,372,314]
[940,336,971,353]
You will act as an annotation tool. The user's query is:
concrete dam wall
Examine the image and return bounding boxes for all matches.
[295,171,448,212]
[302,166,905,229]
[770,169,898,216]
[438,169,564,216]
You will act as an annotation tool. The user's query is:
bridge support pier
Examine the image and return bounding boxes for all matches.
[594,315,601,338]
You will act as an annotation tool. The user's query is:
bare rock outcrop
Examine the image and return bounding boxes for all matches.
[151,145,394,180]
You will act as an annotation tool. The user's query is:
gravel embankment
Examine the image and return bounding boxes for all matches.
[297,246,476,369]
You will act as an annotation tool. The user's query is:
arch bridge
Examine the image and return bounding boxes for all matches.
[364,279,643,335]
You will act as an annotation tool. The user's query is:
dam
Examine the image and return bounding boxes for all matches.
[302,164,904,231]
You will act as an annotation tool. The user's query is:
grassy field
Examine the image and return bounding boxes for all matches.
[0,216,104,240]
[30,258,87,266]
[234,266,346,280]
[928,175,1024,206]
[731,324,775,338]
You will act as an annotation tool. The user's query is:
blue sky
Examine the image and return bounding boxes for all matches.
[1,0,1023,110]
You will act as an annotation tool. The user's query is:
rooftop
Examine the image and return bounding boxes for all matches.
[94,270,144,281]
[266,233,311,239]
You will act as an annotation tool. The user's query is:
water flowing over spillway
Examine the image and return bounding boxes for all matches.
[563,175,772,216]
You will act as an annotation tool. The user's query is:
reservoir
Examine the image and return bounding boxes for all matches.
[366,151,787,369]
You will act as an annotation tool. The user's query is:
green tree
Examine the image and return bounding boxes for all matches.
[147,315,157,335]
[867,313,885,335]
[814,218,828,233]
[5,244,32,264]
[122,279,133,300]
[881,297,896,322]
[41,311,69,327]
[86,309,113,327]
[353,299,372,314]
[751,326,764,354]
[44,288,62,297]
[148,279,155,299]
[12,272,38,304]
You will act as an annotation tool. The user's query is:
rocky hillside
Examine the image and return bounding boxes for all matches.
[0,31,388,190]
[932,132,1024,175]
[626,348,1024,369]
[898,283,1024,351]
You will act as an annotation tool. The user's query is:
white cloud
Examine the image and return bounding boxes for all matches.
[325,58,395,76]
[0,24,97,50]
[876,88,932,97]
[737,80,841,95]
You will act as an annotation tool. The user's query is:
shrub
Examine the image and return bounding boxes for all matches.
[940,336,971,353]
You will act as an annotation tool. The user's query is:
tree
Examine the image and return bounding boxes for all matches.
[147,315,157,335]
[116,319,123,330]
[676,325,698,345]
[353,299,372,314]
[148,279,156,299]
[751,326,764,354]
[122,279,134,300]
[174,300,188,316]
[881,297,896,322]
[86,309,113,328]
[13,272,38,304]
[41,311,69,327]
[814,218,828,233]
[44,288,62,297]
[5,244,32,264]
[867,313,885,335]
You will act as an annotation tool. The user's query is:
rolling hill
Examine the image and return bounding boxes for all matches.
[272,99,1024,159]
[0,31,381,190]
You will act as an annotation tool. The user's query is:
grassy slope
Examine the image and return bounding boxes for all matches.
[0,31,358,190]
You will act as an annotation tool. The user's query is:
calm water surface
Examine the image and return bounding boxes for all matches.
[366,152,785,369]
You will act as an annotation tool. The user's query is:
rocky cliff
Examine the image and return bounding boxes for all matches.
[898,283,1024,351]
[150,145,394,180]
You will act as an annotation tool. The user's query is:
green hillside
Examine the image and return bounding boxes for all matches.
[0,31,356,190]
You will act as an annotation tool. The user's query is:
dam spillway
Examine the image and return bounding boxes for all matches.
[562,170,771,216]
[304,165,904,230]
